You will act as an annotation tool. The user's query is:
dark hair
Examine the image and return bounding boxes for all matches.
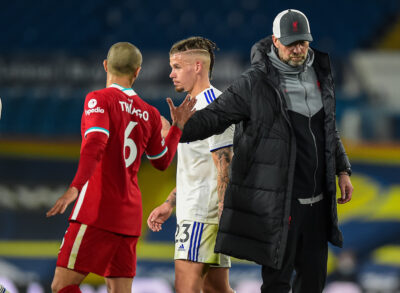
[170,36,218,78]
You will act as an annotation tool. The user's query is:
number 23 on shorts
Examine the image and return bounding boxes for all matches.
[175,222,191,243]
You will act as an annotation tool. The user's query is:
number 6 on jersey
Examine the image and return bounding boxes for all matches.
[124,121,138,167]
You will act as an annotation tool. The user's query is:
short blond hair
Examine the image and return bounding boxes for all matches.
[107,42,142,76]
[170,37,218,78]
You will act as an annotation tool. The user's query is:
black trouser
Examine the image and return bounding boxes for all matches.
[261,198,328,293]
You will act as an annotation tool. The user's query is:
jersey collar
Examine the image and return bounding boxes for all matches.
[109,83,137,96]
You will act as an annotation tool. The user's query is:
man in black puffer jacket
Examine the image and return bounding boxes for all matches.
[180,9,354,293]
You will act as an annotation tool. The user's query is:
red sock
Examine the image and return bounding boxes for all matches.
[58,285,81,293]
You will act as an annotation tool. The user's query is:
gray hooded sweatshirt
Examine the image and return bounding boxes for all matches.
[267,45,326,199]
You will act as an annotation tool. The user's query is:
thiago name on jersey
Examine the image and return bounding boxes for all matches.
[119,99,149,121]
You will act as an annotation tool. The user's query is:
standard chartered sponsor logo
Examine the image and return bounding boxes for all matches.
[119,100,149,121]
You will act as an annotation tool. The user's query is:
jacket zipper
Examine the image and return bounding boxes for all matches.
[300,77,318,205]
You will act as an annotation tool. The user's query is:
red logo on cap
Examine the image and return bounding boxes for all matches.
[292,21,298,32]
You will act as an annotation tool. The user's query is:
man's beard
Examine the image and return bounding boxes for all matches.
[278,50,306,67]
[285,54,306,67]
[175,86,184,93]
[287,55,306,67]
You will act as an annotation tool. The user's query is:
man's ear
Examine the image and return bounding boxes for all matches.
[272,35,279,48]
[195,61,202,73]
[134,67,141,78]
[103,60,108,72]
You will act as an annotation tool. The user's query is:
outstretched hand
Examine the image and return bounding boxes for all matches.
[166,95,197,130]
[337,174,353,204]
[46,187,79,217]
[147,202,174,232]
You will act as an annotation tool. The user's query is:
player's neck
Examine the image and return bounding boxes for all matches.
[106,76,134,89]
[189,77,211,97]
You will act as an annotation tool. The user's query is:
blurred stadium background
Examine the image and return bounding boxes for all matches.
[0,0,399,292]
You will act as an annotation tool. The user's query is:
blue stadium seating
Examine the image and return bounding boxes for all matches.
[0,0,399,137]
[1,0,399,55]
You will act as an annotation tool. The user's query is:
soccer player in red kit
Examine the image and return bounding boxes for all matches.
[46,42,196,293]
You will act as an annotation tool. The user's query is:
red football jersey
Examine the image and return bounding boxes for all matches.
[69,83,168,236]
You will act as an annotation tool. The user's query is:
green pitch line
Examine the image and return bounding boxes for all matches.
[344,142,400,165]
[0,241,173,260]
[372,245,400,266]
[1,140,400,164]
[0,140,80,160]
[0,240,253,264]
[0,241,61,258]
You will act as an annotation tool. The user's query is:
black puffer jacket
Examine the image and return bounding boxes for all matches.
[180,36,351,269]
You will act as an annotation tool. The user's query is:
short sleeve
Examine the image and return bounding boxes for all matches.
[208,124,234,152]
[145,108,168,160]
[82,92,110,138]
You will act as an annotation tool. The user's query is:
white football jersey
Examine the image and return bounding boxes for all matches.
[176,86,234,224]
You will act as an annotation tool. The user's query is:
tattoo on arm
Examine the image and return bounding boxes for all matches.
[212,147,233,206]
[165,187,177,207]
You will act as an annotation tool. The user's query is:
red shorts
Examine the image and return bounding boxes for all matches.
[56,222,139,278]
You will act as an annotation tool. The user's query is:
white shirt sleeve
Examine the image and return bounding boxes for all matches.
[208,124,234,152]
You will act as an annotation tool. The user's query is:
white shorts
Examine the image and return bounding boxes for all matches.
[174,220,231,268]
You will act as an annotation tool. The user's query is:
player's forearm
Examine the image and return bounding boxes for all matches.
[165,187,177,208]
[212,147,233,205]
